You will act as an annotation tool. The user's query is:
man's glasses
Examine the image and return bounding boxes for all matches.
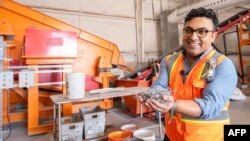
[183,28,214,38]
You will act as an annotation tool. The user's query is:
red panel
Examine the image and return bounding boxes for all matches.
[38,69,62,83]
[24,28,77,57]
[85,75,100,91]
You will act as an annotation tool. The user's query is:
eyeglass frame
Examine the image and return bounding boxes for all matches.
[183,27,215,38]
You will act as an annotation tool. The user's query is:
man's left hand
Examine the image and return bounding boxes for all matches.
[145,95,175,113]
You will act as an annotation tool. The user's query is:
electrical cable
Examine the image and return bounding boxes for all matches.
[3,90,12,141]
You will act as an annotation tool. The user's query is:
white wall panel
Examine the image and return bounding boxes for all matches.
[144,21,161,61]
[144,0,181,20]
[16,0,135,18]
[144,0,154,19]
[41,11,80,28]
[16,0,81,11]
[152,0,163,20]
[80,0,135,18]
[79,16,137,53]
[123,54,138,67]
[161,0,182,11]
[144,0,162,20]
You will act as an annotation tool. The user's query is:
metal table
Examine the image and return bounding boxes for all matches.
[50,86,163,141]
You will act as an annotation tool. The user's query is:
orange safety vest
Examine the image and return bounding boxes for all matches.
[165,49,229,141]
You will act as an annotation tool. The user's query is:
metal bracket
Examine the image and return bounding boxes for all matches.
[19,69,35,88]
[0,71,14,89]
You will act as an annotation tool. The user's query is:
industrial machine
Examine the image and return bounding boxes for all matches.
[0,0,130,136]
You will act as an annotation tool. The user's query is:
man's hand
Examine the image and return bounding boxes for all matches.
[145,95,175,113]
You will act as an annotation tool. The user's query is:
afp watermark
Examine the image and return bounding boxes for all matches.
[224,125,250,141]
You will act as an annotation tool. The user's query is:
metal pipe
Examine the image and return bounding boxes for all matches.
[158,112,163,139]
[58,104,62,141]
[236,25,245,83]
[167,0,249,23]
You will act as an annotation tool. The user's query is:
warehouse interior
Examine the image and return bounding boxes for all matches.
[1,0,250,141]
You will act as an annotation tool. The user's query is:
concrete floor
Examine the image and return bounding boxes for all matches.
[3,95,250,141]
[229,95,250,124]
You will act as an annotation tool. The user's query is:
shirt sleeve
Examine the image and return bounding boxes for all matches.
[194,57,238,119]
[151,56,169,89]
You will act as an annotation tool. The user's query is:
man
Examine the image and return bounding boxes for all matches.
[143,7,237,141]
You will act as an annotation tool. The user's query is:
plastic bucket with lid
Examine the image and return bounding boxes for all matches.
[108,131,131,141]
[66,72,85,99]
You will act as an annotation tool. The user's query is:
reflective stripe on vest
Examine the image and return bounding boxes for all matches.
[167,108,229,124]
[181,110,229,124]
[166,54,180,83]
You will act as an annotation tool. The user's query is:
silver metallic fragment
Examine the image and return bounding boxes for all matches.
[138,87,171,104]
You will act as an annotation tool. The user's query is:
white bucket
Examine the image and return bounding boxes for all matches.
[66,72,85,99]
[121,124,140,133]
[133,129,155,141]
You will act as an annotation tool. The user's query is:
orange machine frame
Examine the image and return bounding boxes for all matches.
[0,0,129,135]
[238,20,250,84]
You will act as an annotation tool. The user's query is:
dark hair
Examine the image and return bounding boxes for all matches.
[185,7,218,29]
